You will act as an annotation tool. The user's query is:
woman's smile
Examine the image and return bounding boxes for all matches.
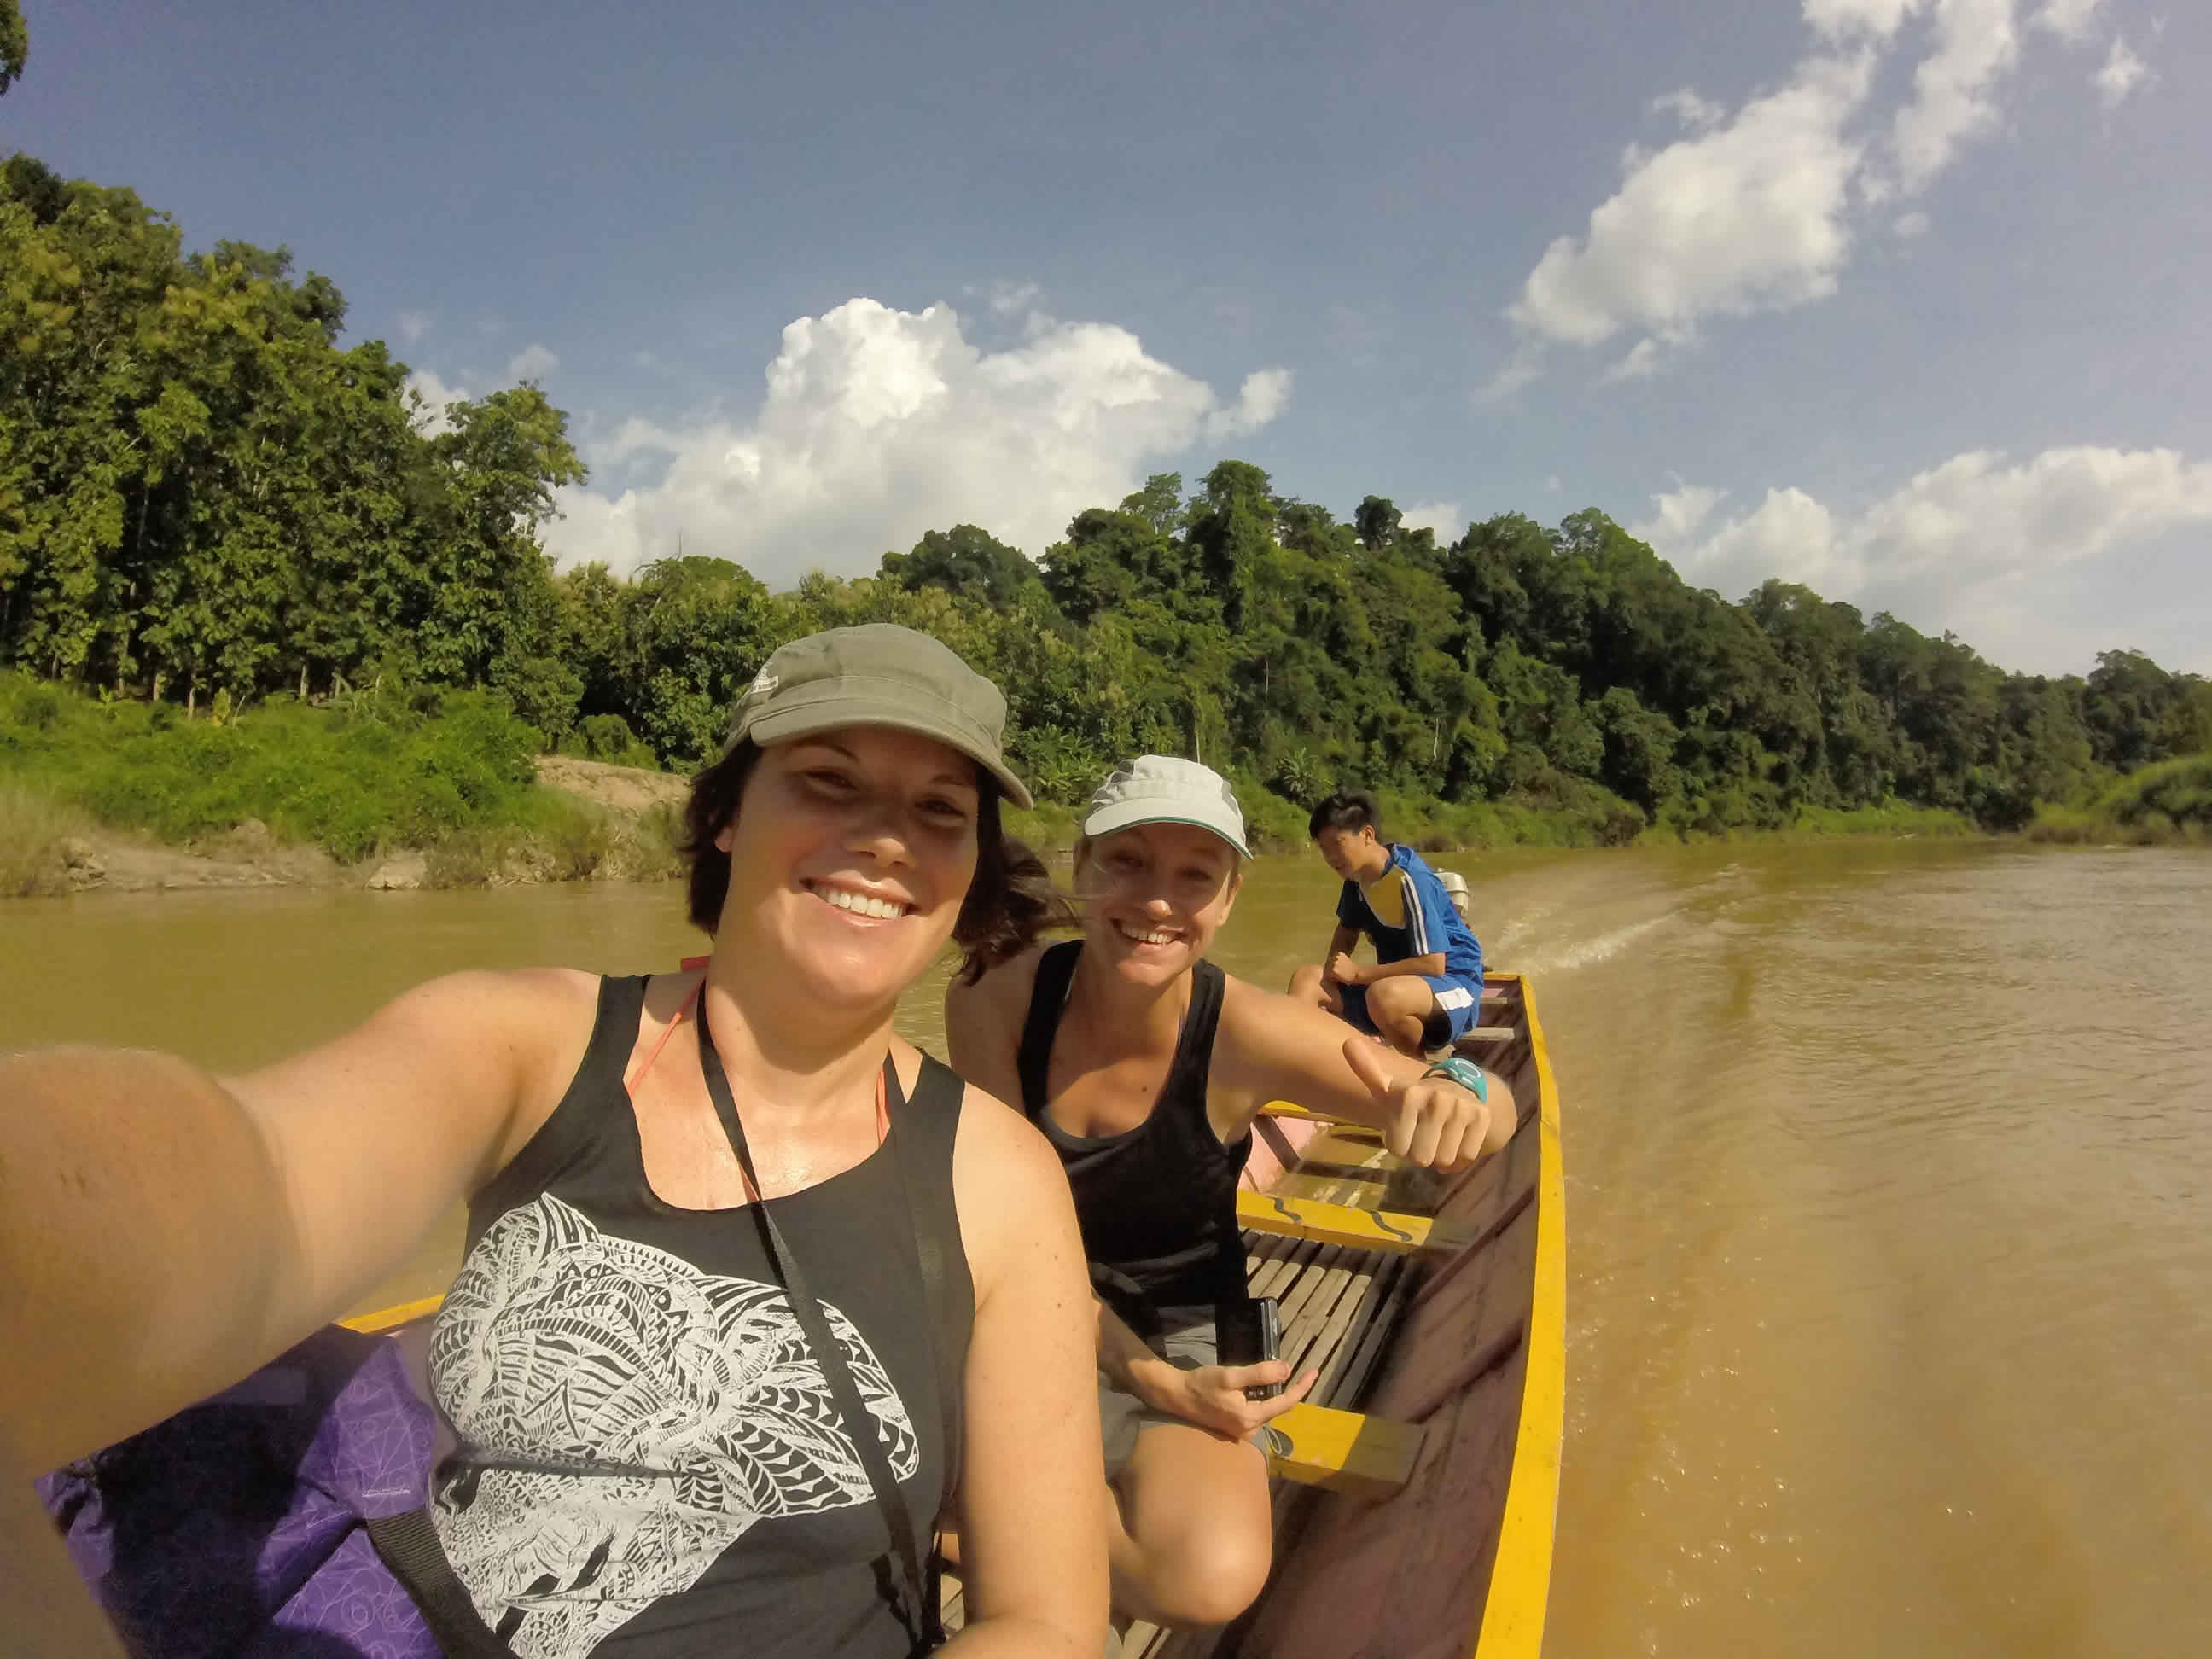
[802,876,916,922]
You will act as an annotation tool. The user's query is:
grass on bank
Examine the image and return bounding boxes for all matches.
[2026,754,2212,846]
[1007,774,1659,857]
[0,672,683,883]
[0,784,96,897]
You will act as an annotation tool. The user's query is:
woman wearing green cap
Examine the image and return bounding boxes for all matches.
[0,624,1106,1657]
[945,754,1513,1630]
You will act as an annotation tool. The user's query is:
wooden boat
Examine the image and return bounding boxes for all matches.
[341,969,1565,1658]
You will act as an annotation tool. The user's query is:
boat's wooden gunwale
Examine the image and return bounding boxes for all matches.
[1469,972,1565,1659]
[1213,969,1562,1659]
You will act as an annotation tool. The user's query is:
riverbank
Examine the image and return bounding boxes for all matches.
[20,669,2165,902]
[0,672,690,897]
[3,760,1984,899]
[0,757,687,897]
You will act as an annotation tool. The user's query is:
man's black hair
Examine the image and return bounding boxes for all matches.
[1307,790,1381,841]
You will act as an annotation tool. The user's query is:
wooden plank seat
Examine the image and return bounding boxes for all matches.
[1234,1189,1495,1255]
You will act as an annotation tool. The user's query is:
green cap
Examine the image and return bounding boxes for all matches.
[726,623,1033,809]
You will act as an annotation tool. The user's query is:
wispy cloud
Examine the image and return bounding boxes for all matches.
[507,342,560,381]
[1204,367,1295,441]
[2093,35,2146,107]
[1805,0,1923,40]
[397,311,432,345]
[1884,0,2019,198]
[1492,0,2128,392]
[1650,87,1726,131]
[1601,338,1672,382]
[1474,342,1547,408]
[2029,0,2104,43]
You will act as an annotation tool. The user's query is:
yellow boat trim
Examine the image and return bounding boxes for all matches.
[1259,1099,1341,1123]
[340,1293,445,1335]
[1470,970,1565,1659]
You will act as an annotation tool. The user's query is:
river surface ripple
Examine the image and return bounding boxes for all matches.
[4,839,2208,1656]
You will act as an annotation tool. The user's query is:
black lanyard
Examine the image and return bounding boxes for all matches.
[695,997,940,1655]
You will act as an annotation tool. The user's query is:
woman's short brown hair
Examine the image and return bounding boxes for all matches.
[679,739,1073,982]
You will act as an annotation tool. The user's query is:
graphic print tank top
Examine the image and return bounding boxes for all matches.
[426,975,972,1659]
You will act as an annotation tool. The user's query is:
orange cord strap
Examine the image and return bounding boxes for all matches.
[626,975,704,1095]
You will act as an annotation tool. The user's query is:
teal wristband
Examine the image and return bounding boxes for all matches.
[1422,1056,1489,1103]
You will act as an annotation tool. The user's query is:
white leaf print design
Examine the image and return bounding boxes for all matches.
[427,1194,917,1659]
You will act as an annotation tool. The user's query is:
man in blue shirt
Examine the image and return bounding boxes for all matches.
[1289,791,1486,1057]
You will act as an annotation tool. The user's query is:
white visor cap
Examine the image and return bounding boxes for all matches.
[1080,754,1250,858]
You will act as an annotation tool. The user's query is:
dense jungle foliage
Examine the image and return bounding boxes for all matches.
[4,153,2209,848]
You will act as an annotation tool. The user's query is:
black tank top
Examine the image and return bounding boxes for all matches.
[1016,941,1249,1319]
[425,975,972,1659]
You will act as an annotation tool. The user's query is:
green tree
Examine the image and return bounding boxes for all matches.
[1353,495,1402,550]
[0,0,26,97]
[1119,472,1184,538]
[878,523,1040,608]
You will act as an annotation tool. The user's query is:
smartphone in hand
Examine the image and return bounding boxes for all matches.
[1215,1295,1284,1400]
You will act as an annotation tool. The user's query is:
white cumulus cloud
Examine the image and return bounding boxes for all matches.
[1633,446,2212,668]
[1505,52,1874,350]
[507,342,560,381]
[1400,501,1464,538]
[535,297,1291,586]
[2093,36,2146,107]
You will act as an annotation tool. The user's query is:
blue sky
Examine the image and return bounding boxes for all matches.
[10,0,2207,675]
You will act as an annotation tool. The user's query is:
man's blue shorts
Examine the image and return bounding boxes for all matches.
[1338,975,1484,1051]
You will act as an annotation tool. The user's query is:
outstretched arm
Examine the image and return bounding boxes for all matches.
[945,1095,1109,1656]
[0,969,588,1471]
[1214,981,1514,1171]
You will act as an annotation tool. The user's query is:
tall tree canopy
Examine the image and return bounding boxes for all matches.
[3,154,2202,836]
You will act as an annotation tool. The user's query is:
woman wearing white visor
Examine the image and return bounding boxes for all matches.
[946,755,1513,1630]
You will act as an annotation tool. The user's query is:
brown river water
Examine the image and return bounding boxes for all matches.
[3,840,2208,1656]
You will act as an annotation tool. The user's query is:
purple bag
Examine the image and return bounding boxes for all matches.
[38,1326,443,1658]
